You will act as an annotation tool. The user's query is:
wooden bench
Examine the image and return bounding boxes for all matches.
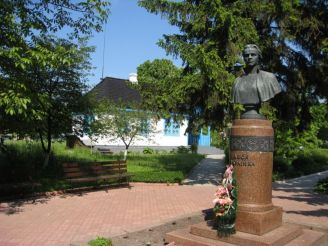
[62,160,133,187]
[97,148,113,155]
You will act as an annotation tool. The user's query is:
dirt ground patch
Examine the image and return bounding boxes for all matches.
[110,211,211,246]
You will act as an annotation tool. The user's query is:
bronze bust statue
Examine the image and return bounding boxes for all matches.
[231,44,281,119]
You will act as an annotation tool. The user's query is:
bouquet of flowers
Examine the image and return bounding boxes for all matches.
[213,164,237,236]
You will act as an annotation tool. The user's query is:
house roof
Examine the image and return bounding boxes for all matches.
[90,77,141,103]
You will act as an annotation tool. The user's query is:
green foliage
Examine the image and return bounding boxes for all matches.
[90,100,158,151]
[143,147,154,154]
[318,128,328,148]
[128,153,204,183]
[177,146,190,154]
[273,156,290,174]
[190,143,198,154]
[291,149,328,175]
[0,141,110,184]
[211,128,229,149]
[0,1,110,162]
[0,0,110,116]
[260,102,277,121]
[137,0,256,130]
[224,146,230,165]
[275,104,328,160]
[0,141,204,195]
[138,0,328,136]
[137,59,183,120]
[88,237,112,246]
[272,156,292,180]
[272,148,328,180]
[315,177,328,194]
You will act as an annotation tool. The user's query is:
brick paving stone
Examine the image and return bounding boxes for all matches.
[0,157,327,246]
[0,183,216,246]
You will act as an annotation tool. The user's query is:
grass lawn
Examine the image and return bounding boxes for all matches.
[127,153,204,183]
[0,141,204,195]
[53,143,204,183]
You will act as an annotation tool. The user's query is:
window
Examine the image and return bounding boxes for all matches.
[164,119,180,136]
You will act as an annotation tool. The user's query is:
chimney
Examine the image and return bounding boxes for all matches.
[128,73,138,83]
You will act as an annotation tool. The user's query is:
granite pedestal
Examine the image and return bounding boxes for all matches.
[230,119,282,235]
[166,119,328,245]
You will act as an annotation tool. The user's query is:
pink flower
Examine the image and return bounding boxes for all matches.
[213,197,233,206]
[224,164,233,179]
[226,183,233,191]
[215,185,227,197]
[219,197,233,205]
[212,163,235,218]
[213,197,220,204]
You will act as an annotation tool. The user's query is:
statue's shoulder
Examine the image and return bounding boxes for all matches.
[234,73,246,82]
[259,70,277,81]
[233,75,243,88]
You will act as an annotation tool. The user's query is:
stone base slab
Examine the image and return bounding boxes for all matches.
[190,222,301,246]
[166,227,234,246]
[166,222,328,246]
[235,206,283,235]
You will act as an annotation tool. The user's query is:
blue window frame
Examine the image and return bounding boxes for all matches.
[164,119,180,136]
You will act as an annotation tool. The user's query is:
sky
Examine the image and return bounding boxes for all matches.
[87,0,181,87]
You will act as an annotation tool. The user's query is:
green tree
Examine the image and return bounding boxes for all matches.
[0,0,110,162]
[137,59,182,119]
[0,0,110,116]
[91,100,157,160]
[138,0,327,133]
[275,104,328,159]
[138,0,258,130]
[0,37,93,166]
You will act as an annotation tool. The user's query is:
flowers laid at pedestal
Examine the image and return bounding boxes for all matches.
[213,164,237,236]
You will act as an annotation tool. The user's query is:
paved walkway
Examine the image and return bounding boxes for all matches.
[182,154,226,185]
[0,155,328,245]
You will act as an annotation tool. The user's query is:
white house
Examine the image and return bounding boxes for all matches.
[81,75,211,148]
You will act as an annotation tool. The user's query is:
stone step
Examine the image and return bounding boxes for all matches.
[190,222,302,246]
[285,229,328,246]
[166,227,234,246]
[166,222,328,246]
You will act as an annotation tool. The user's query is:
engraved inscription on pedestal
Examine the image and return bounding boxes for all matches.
[231,152,255,167]
[230,136,274,152]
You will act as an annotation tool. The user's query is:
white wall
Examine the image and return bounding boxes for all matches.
[81,119,189,147]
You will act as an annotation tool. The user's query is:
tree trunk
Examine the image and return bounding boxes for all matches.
[0,135,8,154]
[40,133,52,168]
[39,114,52,168]
[43,152,50,168]
[123,149,128,161]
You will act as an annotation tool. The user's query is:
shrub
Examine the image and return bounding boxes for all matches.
[310,149,328,166]
[190,143,198,154]
[315,177,328,194]
[291,149,328,175]
[143,147,154,154]
[88,237,112,246]
[224,146,229,165]
[273,156,290,173]
[292,155,318,175]
[177,146,190,154]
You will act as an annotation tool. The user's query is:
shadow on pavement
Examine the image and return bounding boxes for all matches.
[272,192,328,206]
[285,208,328,217]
